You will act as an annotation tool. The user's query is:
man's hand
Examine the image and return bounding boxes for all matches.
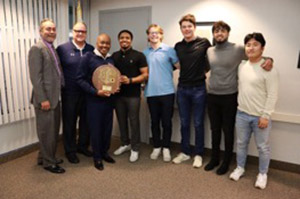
[97,90,111,97]
[114,86,121,94]
[41,100,51,111]
[261,58,273,71]
[258,117,269,129]
[120,75,130,84]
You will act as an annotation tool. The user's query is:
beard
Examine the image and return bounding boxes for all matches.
[214,37,228,45]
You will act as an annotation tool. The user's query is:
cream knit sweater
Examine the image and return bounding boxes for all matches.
[238,59,279,119]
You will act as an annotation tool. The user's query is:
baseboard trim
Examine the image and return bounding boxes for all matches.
[157,139,300,174]
[0,142,39,164]
[202,148,300,174]
[0,135,62,165]
[1,138,299,174]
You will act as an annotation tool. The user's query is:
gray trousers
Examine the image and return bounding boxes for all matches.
[35,103,61,167]
[115,97,141,151]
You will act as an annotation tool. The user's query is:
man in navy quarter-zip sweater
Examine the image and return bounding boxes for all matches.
[77,34,116,171]
[57,22,94,164]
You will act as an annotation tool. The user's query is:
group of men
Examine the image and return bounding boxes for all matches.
[29,20,94,173]
[28,14,273,183]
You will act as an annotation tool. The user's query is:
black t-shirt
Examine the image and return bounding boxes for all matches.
[112,48,147,97]
[175,37,211,87]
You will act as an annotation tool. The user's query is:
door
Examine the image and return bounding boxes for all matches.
[99,6,151,52]
[99,6,152,143]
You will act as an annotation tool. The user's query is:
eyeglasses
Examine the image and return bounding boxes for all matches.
[73,29,87,34]
[149,31,160,35]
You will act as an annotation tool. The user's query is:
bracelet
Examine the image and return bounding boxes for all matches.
[129,78,132,84]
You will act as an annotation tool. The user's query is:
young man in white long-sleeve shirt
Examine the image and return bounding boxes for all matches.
[229,33,279,190]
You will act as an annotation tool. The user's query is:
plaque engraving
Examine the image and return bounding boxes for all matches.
[92,64,121,93]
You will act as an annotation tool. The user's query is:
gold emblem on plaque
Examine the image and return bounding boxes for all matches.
[92,64,121,93]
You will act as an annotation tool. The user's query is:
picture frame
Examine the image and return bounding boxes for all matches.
[196,21,215,45]
[298,51,300,69]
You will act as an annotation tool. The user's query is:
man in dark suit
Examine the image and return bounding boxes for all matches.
[28,18,65,174]
[77,34,116,171]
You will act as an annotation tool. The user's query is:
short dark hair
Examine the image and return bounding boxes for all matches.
[212,21,231,33]
[179,14,196,27]
[118,29,133,40]
[244,32,266,47]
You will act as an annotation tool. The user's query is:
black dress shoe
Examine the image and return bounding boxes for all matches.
[94,161,104,170]
[44,165,65,174]
[77,148,93,157]
[66,154,80,164]
[56,159,64,164]
[37,159,43,166]
[204,160,219,171]
[37,158,64,166]
[216,163,229,175]
[103,154,115,163]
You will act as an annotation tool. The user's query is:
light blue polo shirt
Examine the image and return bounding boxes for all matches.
[143,43,178,97]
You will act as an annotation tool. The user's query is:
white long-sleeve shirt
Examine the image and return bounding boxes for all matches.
[238,59,279,119]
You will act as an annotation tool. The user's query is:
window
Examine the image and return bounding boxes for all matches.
[0,0,68,125]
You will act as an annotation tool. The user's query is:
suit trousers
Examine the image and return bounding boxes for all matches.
[62,92,89,155]
[86,99,113,161]
[115,97,141,151]
[35,103,61,167]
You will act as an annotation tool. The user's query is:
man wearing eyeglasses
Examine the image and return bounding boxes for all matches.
[143,24,180,162]
[57,22,94,164]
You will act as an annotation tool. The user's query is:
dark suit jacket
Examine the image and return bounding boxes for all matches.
[28,40,62,109]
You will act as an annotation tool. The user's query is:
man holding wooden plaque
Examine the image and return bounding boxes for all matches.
[77,34,120,171]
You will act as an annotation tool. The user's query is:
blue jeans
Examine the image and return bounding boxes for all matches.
[235,110,271,174]
[177,85,206,155]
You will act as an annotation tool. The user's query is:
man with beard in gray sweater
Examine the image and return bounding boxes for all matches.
[205,21,272,175]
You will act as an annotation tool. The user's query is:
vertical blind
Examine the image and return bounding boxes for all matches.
[0,0,68,125]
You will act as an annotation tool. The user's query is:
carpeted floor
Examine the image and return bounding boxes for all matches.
[0,137,299,199]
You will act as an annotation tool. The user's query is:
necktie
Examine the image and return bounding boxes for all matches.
[50,44,65,87]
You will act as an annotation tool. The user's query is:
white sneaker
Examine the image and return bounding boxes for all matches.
[193,155,202,168]
[229,166,245,181]
[162,148,171,162]
[172,153,191,164]
[150,148,161,160]
[129,150,139,162]
[255,173,268,189]
[113,145,131,155]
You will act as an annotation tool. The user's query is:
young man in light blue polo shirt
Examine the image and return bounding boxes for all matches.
[143,24,180,162]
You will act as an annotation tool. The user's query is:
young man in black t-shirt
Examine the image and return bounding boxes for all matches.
[112,30,148,162]
[173,14,211,168]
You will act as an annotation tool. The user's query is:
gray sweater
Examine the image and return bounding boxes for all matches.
[207,41,246,95]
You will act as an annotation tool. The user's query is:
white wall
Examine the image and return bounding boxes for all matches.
[90,0,300,165]
[0,118,38,154]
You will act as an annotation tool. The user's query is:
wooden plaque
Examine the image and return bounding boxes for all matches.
[92,64,121,93]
